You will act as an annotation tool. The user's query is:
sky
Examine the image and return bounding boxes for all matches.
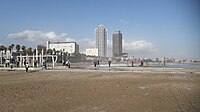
[0,0,200,60]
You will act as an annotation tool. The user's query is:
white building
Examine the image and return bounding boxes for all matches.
[95,25,107,57]
[46,41,79,54]
[85,48,98,56]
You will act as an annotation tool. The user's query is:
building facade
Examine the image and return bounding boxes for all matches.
[112,30,122,57]
[46,41,79,54]
[37,45,46,52]
[95,25,107,57]
[85,48,98,56]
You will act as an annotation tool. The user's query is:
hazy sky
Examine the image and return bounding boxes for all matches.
[0,0,200,59]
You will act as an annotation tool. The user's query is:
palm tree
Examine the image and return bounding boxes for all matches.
[11,44,15,50]
[8,46,12,53]
[0,45,6,61]
[22,46,26,51]
[53,48,56,55]
[22,46,26,55]
[27,47,33,55]
[47,49,53,55]
[38,48,42,54]
[8,44,15,54]
[0,45,7,55]
[33,49,36,55]
[0,45,5,51]
[16,44,21,52]
[4,47,7,54]
[56,50,60,55]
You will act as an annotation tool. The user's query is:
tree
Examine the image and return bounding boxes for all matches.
[22,46,26,52]
[22,46,26,55]
[16,44,21,52]
[47,49,53,55]
[33,49,36,55]
[0,45,5,51]
[53,48,56,55]
[27,47,33,55]
[56,50,60,55]
[8,44,15,53]
[38,48,42,54]
[8,46,12,53]
[0,45,7,54]
[11,44,15,49]
[4,47,7,54]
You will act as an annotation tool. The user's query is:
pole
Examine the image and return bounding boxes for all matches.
[20,54,22,67]
[33,54,35,67]
[42,49,44,67]
[0,51,2,65]
[36,48,38,67]
[26,53,28,64]
[40,53,42,67]
[52,56,54,68]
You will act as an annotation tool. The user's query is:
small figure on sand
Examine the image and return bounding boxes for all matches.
[25,62,29,72]
[140,60,143,67]
[65,60,70,68]
[10,63,13,69]
[34,60,37,67]
[132,61,134,67]
[93,59,97,67]
[16,58,20,67]
[97,60,100,67]
[42,60,47,70]
[108,58,112,67]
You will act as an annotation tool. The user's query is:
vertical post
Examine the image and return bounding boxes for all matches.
[164,57,166,67]
[0,51,2,65]
[33,54,35,67]
[42,49,44,67]
[36,48,38,67]
[26,53,28,64]
[52,56,54,68]
[61,50,63,65]
[6,51,8,59]
[20,54,22,67]
[40,53,42,67]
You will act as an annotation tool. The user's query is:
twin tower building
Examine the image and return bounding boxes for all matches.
[96,25,122,57]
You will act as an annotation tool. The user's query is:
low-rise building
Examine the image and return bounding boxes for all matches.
[46,41,79,54]
[85,48,98,56]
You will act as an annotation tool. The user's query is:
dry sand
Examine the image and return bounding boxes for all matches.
[0,69,200,112]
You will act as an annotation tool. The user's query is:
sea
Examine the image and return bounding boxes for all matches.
[166,63,200,69]
[98,62,200,69]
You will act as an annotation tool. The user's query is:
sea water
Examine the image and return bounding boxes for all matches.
[166,63,200,68]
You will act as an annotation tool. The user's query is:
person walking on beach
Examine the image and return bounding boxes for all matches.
[140,60,143,67]
[132,61,134,67]
[16,58,19,67]
[25,62,29,72]
[10,63,13,69]
[108,58,112,67]
[34,60,37,67]
[97,60,100,67]
[93,59,97,67]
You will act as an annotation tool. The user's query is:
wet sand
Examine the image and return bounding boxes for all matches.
[0,68,200,112]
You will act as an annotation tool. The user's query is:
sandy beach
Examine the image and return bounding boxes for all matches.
[0,67,200,112]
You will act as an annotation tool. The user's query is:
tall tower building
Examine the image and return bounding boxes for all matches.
[113,30,122,57]
[95,25,107,57]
